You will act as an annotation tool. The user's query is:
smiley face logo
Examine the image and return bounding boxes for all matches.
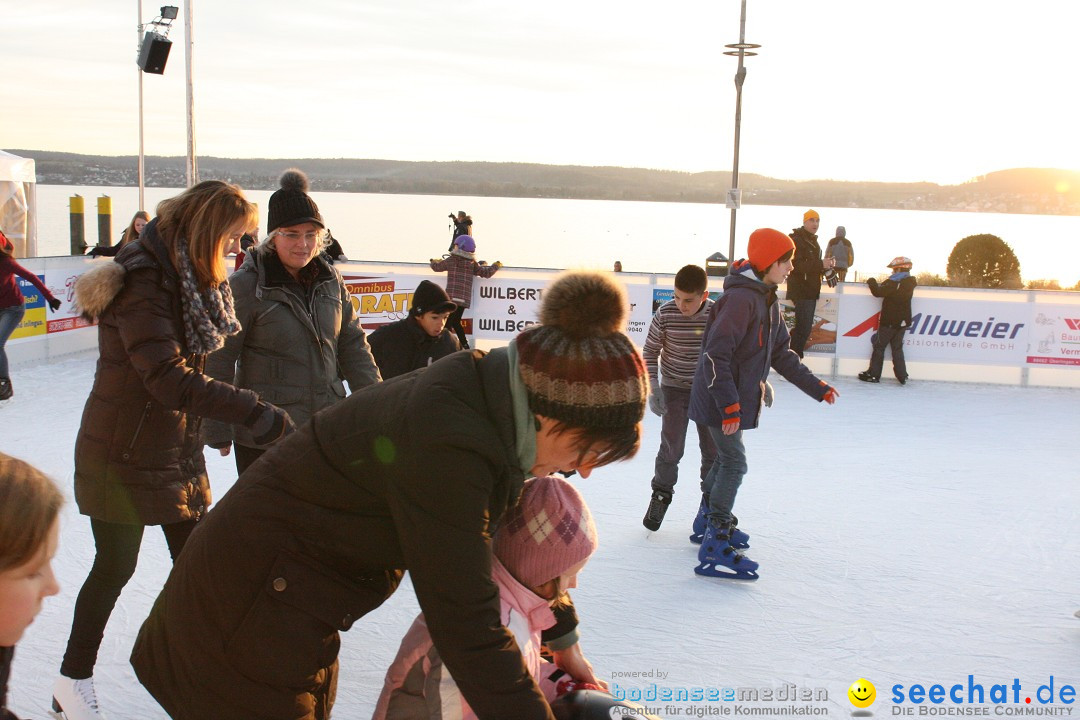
[848,678,876,708]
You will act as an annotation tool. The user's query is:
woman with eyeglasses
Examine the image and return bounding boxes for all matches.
[202,169,381,473]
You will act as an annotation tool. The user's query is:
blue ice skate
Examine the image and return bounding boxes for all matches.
[690,497,749,548]
[694,523,759,580]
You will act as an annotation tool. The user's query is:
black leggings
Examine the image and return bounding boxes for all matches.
[60,518,197,679]
[446,305,469,349]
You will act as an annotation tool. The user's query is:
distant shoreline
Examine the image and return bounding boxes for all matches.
[13,149,1080,216]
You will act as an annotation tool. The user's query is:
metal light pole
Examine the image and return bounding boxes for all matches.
[723,0,760,265]
[137,0,145,211]
[183,0,198,187]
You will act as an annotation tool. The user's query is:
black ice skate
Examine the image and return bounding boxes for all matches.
[642,490,672,531]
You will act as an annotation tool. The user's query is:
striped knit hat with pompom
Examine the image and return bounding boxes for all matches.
[514,271,647,429]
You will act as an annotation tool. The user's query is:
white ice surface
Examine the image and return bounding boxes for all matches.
[3,354,1079,718]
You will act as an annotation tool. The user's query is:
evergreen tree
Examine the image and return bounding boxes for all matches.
[946,234,1022,289]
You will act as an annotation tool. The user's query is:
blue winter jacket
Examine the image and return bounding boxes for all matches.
[689,262,829,430]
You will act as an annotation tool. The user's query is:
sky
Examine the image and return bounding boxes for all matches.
[4,0,1080,185]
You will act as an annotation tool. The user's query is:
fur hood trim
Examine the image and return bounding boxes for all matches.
[74,261,127,320]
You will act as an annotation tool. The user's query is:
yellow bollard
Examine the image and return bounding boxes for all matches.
[70,195,85,255]
[97,195,113,250]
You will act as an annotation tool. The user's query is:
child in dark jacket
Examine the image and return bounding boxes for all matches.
[859,256,917,385]
[688,229,839,580]
[429,235,502,349]
[368,280,461,380]
[0,453,63,720]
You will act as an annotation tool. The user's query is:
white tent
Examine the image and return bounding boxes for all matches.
[0,150,38,257]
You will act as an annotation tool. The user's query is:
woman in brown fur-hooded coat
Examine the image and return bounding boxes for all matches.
[51,182,294,717]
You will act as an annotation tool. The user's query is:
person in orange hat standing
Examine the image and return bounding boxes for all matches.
[859,256,917,385]
[786,209,836,357]
[688,229,839,580]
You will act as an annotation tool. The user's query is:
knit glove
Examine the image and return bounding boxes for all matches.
[244,401,295,446]
[721,401,741,433]
[821,385,839,405]
[492,261,503,269]
[823,268,839,288]
[47,297,61,312]
[648,381,666,416]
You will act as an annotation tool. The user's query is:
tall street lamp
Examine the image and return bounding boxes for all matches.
[723,0,760,267]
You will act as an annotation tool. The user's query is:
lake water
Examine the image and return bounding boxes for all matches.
[31,184,1080,286]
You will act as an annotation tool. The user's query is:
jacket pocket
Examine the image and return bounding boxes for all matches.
[225,550,400,689]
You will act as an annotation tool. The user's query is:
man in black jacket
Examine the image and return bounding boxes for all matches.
[369,279,461,379]
[787,209,836,357]
[859,256,917,385]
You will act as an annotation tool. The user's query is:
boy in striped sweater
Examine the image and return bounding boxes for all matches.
[642,264,717,532]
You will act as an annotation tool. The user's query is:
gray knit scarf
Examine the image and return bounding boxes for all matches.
[174,239,241,354]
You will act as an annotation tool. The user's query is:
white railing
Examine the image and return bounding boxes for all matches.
[9,256,1080,388]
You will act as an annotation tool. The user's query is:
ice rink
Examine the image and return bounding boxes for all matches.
[3,353,1078,719]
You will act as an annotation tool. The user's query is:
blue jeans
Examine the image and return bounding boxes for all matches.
[702,426,747,525]
[0,304,26,378]
[789,298,817,358]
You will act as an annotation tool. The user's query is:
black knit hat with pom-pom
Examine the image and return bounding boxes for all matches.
[515,271,647,429]
[267,169,324,233]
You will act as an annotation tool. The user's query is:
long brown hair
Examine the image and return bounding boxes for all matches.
[120,210,151,247]
[0,452,63,573]
[155,181,257,289]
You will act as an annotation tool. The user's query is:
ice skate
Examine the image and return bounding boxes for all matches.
[689,494,708,544]
[50,676,108,720]
[690,497,748,548]
[694,522,758,580]
[857,371,879,383]
[642,490,671,532]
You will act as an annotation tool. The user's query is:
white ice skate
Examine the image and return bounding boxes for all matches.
[50,676,108,720]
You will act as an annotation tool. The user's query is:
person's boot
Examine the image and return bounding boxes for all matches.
[689,493,709,544]
[642,490,672,531]
[51,676,108,719]
[0,377,12,401]
[694,522,759,580]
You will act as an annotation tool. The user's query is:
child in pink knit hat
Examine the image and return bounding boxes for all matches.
[374,475,599,720]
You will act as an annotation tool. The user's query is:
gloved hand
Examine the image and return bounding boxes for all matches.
[555,677,605,697]
[47,297,61,312]
[823,268,839,288]
[763,380,774,408]
[244,401,296,446]
[822,385,839,404]
[648,390,666,417]
[492,261,503,269]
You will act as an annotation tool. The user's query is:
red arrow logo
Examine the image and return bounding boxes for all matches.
[844,313,881,337]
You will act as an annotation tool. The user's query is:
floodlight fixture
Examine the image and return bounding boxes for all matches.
[160,5,178,19]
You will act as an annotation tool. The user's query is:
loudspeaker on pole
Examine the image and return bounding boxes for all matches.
[138,32,172,74]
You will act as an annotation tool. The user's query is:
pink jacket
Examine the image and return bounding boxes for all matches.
[429,249,499,308]
[373,559,559,720]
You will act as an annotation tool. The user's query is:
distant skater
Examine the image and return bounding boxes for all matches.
[787,210,835,357]
[448,210,473,251]
[0,230,61,402]
[429,235,501,349]
[825,226,853,282]
[859,256,916,385]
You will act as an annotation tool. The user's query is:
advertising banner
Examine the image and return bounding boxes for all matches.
[837,293,1031,366]
[1025,306,1080,367]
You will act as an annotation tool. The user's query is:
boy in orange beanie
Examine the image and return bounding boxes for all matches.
[687,229,839,579]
